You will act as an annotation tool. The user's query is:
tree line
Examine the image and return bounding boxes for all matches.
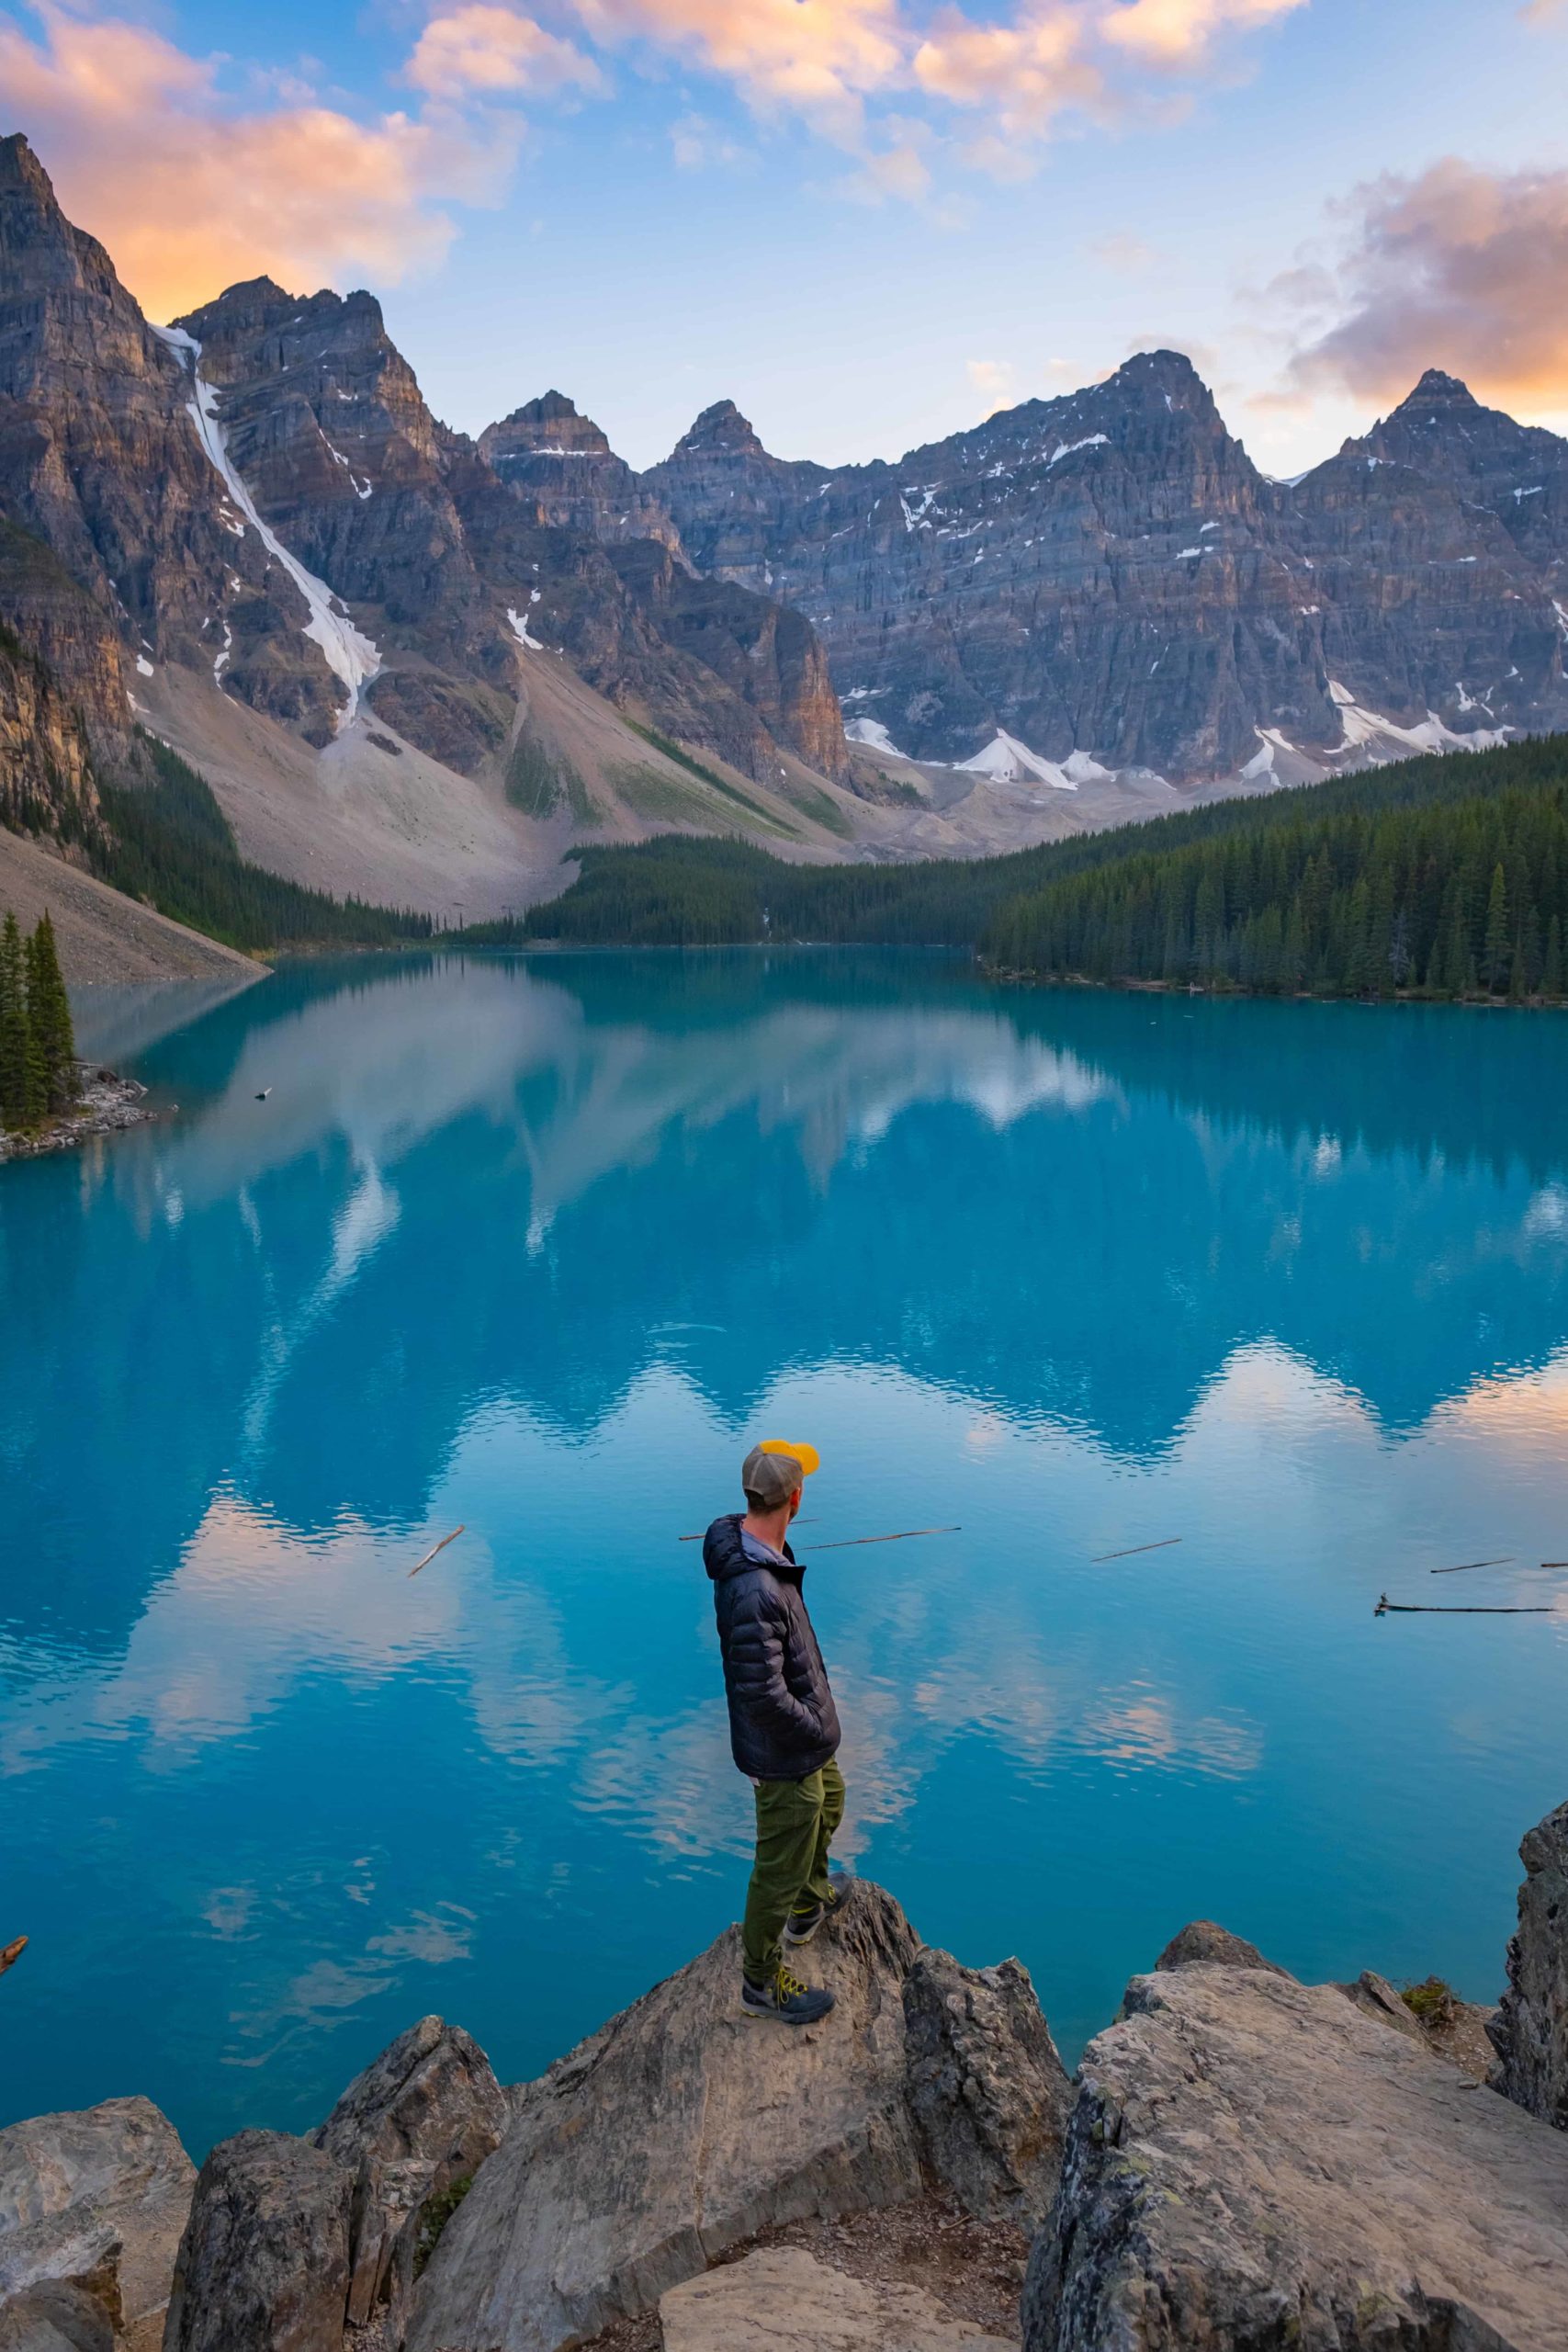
[473,734,1568,1001]
[0,909,76,1131]
[981,771,1568,999]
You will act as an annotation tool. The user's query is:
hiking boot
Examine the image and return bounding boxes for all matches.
[784,1874,852,1949]
[739,1962,836,2026]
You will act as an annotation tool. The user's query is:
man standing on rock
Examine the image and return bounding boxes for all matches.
[704,1442,847,2026]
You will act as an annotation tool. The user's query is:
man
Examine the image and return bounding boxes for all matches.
[704,1441,848,2024]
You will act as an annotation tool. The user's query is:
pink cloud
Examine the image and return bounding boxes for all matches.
[1286,158,1568,410]
[407,6,602,100]
[0,5,516,318]
[1101,0,1304,68]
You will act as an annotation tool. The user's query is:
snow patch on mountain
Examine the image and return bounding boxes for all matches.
[152,322,380,729]
[955,730,1078,790]
[1326,679,1508,758]
[845,716,909,757]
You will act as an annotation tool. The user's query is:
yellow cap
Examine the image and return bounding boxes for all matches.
[760,1440,819,1476]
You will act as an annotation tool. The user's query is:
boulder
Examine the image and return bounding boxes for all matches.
[903,1951,1072,2226]
[1022,1962,1568,2352]
[161,2132,351,2352]
[1153,1920,1287,1974]
[0,2282,115,2352]
[1489,1797,1568,2129]
[1338,1968,1431,2045]
[660,2245,1014,2352]
[311,2015,508,2328]
[0,2098,194,2352]
[405,1882,924,2352]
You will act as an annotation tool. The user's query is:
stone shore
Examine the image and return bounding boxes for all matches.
[0,1066,161,1165]
[2,1803,1565,2352]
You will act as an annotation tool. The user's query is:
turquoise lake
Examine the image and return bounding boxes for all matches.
[3,948,1567,2154]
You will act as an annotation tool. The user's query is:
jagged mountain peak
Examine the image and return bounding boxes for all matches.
[0,130,52,194]
[481,391,613,459]
[1397,368,1481,410]
[674,400,767,458]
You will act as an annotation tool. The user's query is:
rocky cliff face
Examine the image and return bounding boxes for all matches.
[479,392,679,549]
[0,134,340,760]
[0,134,849,862]
[642,357,1568,779]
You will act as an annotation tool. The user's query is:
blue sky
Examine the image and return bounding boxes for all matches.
[4,0,1567,471]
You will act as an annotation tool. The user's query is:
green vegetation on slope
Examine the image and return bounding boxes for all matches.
[93,737,433,954]
[463,736,1568,1001]
[0,908,75,1131]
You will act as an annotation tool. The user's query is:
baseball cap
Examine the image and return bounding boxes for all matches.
[741,1440,820,1507]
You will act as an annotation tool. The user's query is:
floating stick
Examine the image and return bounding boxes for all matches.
[801,1527,961,1553]
[1376,1593,1551,1616]
[409,1524,465,1578]
[1542,1562,1568,1570]
[678,1521,818,1543]
[1430,1558,1515,1575]
[1091,1537,1182,1564]
[0,1937,26,1978]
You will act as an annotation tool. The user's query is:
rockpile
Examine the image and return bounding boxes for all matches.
[0,2097,194,2352]
[2,1802,1566,2352]
[406,1885,1068,2352]
[1023,1964,1568,2352]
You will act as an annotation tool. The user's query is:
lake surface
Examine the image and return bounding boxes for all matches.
[4,949,1567,2155]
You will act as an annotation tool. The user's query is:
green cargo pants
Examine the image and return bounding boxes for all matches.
[741,1758,845,1984]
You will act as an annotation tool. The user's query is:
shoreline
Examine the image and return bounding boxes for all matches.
[0,1062,164,1165]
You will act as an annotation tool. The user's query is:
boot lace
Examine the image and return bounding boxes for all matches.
[776,1962,809,2000]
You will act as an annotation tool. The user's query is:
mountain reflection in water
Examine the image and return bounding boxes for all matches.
[4,949,1566,2155]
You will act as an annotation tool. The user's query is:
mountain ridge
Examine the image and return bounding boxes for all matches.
[4,122,1568,939]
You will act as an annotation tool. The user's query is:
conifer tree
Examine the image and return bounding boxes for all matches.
[26,910,76,1112]
[1483,862,1511,994]
[0,912,31,1131]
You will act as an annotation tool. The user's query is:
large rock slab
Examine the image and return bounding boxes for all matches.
[1153,1921,1287,1975]
[1489,1797,1568,2129]
[0,2282,115,2352]
[406,1883,924,2352]
[660,2245,1014,2352]
[162,2132,351,2352]
[0,2098,194,2351]
[903,1951,1072,2226]
[1022,1962,1568,2352]
[311,2015,508,2328]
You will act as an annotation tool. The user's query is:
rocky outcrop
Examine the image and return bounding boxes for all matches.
[0,137,331,753]
[660,2245,1014,2352]
[162,2132,351,2352]
[903,1951,1072,2226]
[0,2279,117,2352]
[0,2097,194,2352]
[405,1883,927,2352]
[643,357,1568,779]
[1022,1962,1568,2352]
[479,393,679,549]
[1489,1798,1568,2129]
[1154,1920,1288,1973]
[310,2014,509,2328]
[0,606,97,845]
[2,132,851,853]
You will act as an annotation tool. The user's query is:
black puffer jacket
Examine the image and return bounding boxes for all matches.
[704,1514,841,1780]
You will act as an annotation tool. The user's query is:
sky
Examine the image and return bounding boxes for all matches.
[3,0,1567,474]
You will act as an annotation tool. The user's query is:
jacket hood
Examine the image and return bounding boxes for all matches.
[704,1514,750,1583]
[703,1514,800,1585]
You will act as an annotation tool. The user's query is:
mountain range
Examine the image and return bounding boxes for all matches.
[2,129,1566,931]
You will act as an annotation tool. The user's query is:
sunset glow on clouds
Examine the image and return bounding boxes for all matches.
[0,0,1564,469]
[0,0,1314,322]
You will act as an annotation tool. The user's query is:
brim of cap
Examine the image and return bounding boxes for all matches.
[759,1440,819,1477]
